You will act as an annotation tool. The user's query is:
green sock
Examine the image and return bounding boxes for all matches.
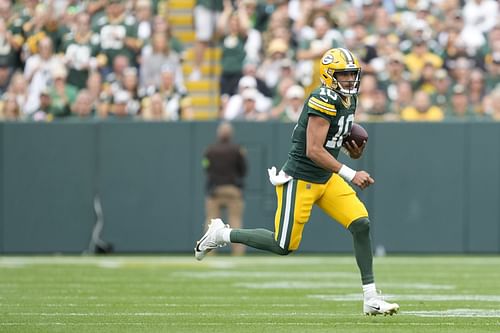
[230,229,290,255]
[348,218,374,285]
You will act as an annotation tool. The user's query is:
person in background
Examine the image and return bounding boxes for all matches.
[189,0,223,81]
[202,121,248,256]
[70,89,96,119]
[401,89,444,121]
[0,92,21,120]
[270,84,305,122]
[92,0,142,73]
[47,65,78,118]
[60,11,98,90]
[216,0,251,99]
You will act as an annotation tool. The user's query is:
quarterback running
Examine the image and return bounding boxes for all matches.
[195,48,399,316]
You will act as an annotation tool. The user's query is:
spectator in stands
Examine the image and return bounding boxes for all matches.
[0,92,20,121]
[296,15,342,90]
[430,68,452,110]
[357,73,379,115]
[270,84,305,122]
[450,56,474,87]
[468,69,487,116]
[232,88,268,121]
[441,25,469,72]
[485,54,500,92]
[140,32,184,93]
[6,72,28,115]
[239,0,263,63]
[271,75,296,107]
[23,36,64,114]
[108,90,134,119]
[401,90,444,121]
[141,66,193,121]
[20,2,55,58]
[31,87,52,121]
[486,87,500,120]
[345,22,378,73]
[70,89,95,119]
[0,0,23,69]
[120,67,141,116]
[235,88,269,121]
[47,66,78,118]
[202,121,247,256]
[378,52,409,101]
[135,0,154,43]
[242,60,273,98]
[358,0,377,33]
[257,38,291,90]
[85,71,106,117]
[104,54,130,90]
[141,92,168,121]
[0,58,11,95]
[358,89,398,122]
[404,38,443,83]
[253,0,282,32]
[216,0,251,98]
[60,11,98,90]
[189,0,223,81]
[0,15,19,73]
[151,15,185,56]
[416,62,438,94]
[223,75,272,120]
[92,0,142,73]
[462,0,498,37]
[446,84,477,119]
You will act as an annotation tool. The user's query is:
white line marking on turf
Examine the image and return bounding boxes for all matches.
[173,271,358,278]
[310,294,500,302]
[236,282,455,290]
[405,309,500,318]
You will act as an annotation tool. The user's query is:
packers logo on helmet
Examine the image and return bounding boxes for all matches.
[319,48,361,96]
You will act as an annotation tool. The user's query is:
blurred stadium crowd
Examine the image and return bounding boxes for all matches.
[0,0,499,122]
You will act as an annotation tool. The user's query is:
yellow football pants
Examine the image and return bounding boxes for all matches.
[274,174,368,251]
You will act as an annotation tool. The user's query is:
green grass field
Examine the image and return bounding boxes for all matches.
[1,255,499,333]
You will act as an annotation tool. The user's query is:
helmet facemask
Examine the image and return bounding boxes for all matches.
[332,69,361,96]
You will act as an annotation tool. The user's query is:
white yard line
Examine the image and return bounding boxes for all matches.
[310,294,500,302]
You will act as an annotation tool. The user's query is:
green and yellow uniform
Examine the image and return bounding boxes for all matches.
[92,14,140,67]
[274,86,368,251]
[225,48,378,289]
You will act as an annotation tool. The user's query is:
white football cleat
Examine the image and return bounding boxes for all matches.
[194,218,228,261]
[363,294,399,316]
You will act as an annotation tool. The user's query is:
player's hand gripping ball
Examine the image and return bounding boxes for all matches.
[344,123,368,147]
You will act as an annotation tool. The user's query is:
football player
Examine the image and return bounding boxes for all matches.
[194,48,399,316]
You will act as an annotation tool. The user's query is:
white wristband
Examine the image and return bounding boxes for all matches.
[338,164,356,182]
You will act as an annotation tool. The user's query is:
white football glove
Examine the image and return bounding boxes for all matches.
[267,166,292,186]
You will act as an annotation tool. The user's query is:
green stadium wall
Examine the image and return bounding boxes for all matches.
[0,121,499,254]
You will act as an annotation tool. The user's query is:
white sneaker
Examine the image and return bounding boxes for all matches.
[363,294,399,316]
[194,218,227,261]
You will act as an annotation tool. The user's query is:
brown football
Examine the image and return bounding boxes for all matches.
[344,123,368,147]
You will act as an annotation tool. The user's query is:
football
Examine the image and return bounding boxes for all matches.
[344,123,368,147]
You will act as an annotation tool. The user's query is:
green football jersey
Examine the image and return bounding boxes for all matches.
[282,86,358,184]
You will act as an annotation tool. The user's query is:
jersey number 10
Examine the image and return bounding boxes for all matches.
[325,114,354,148]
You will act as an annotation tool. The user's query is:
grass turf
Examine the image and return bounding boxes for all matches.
[0,255,499,332]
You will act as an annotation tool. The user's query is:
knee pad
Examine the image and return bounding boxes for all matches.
[348,217,370,234]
